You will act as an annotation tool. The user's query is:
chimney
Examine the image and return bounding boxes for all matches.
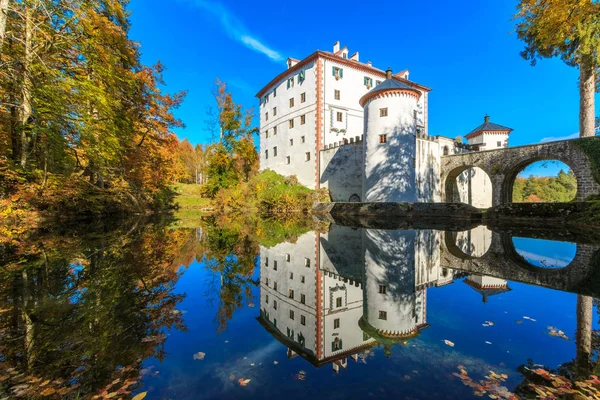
[366,61,372,67]
[386,67,393,79]
[333,41,340,53]
[484,115,490,123]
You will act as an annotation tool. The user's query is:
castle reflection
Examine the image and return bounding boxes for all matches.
[257,225,507,373]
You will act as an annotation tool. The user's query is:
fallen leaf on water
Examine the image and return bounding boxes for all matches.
[229,374,236,381]
[104,392,118,399]
[516,320,523,325]
[444,340,455,347]
[224,340,229,343]
[485,341,492,345]
[132,392,147,400]
[273,361,278,365]
[250,363,255,366]
[39,388,56,396]
[238,378,251,386]
[193,352,206,360]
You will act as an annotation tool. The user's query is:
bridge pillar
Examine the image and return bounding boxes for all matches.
[491,175,505,207]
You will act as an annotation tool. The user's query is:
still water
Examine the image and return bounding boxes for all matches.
[1,218,599,399]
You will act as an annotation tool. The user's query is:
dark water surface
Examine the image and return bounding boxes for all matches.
[1,218,599,399]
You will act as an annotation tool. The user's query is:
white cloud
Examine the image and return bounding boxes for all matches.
[185,0,283,62]
[540,133,579,143]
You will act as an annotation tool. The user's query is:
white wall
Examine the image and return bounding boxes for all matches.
[455,167,493,208]
[363,92,418,202]
[259,232,318,354]
[259,61,318,189]
[416,138,441,202]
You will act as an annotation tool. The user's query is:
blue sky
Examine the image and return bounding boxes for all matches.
[128,0,597,176]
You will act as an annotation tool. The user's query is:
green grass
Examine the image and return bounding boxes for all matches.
[172,183,213,209]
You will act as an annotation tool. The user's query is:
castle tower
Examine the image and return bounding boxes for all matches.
[465,115,513,150]
[359,229,428,353]
[359,69,422,202]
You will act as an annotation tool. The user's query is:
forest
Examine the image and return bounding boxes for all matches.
[512,169,578,203]
[0,0,185,219]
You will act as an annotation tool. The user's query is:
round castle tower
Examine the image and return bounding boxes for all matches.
[359,68,422,202]
[359,229,427,354]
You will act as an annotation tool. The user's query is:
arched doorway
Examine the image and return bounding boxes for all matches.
[445,166,493,208]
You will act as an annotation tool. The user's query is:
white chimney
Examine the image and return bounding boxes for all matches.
[333,41,340,53]
[350,52,359,61]
[366,61,372,67]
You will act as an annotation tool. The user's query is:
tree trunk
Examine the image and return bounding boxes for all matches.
[575,295,593,376]
[579,57,596,138]
[20,5,33,168]
[0,0,9,52]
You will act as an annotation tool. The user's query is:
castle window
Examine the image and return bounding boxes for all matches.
[301,315,306,326]
[334,90,340,100]
[497,141,502,147]
[266,294,269,304]
[265,256,269,266]
[287,78,294,89]
[332,67,343,79]
[274,300,278,310]
[380,108,388,117]
[301,136,306,143]
[336,297,343,307]
[301,294,306,304]
[301,92,306,103]
[273,260,278,270]
[300,114,306,125]
[336,112,343,122]
[265,112,269,121]
[289,272,293,280]
[301,275,305,283]
[289,289,294,299]
[332,337,343,351]
[274,281,278,291]
[443,146,449,156]
[290,310,295,320]
[286,156,290,165]
[413,110,418,119]
[274,318,277,327]
[273,88,276,97]
[265,129,269,138]
[273,107,277,116]
[289,97,295,108]
[298,70,306,83]
[305,152,311,161]
[334,318,340,329]
[364,76,373,88]
[265,150,268,159]
[273,146,278,157]
[273,126,277,135]
[379,285,387,294]
[379,134,387,144]
[286,254,291,262]
[304,257,310,267]
[378,311,387,320]
[290,138,293,146]
[289,119,295,129]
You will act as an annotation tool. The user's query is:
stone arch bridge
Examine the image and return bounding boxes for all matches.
[441,138,600,206]
[441,229,600,296]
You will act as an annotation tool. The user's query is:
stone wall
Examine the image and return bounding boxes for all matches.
[441,137,600,206]
[319,142,363,202]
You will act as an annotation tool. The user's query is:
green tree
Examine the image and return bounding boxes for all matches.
[514,0,600,138]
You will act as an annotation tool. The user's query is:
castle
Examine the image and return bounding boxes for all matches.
[256,41,513,207]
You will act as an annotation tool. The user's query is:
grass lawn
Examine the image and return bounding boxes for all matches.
[172,183,213,209]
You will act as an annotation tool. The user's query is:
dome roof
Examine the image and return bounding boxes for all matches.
[359,69,421,107]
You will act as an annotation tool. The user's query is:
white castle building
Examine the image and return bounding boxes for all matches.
[256,41,513,206]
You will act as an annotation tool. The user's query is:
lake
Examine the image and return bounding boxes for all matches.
[1,216,599,399]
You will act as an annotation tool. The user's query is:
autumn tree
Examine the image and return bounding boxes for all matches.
[203,79,258,197]
[514,0,600,137]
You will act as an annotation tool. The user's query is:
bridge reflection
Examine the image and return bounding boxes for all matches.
[256,223,599,373]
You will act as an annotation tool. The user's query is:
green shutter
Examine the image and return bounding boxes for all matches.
[339,68,343,78]
[332,66,336,76]
[287,79,290,89]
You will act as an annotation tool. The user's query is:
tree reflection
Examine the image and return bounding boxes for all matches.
[0,219,191,399]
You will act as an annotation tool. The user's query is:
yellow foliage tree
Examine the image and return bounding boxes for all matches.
[514,0,600,137]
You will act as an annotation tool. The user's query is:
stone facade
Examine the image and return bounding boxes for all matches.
[441,138,600,206]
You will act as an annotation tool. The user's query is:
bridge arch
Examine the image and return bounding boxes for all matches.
[501,156,578,204]
[443,165,493,207]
